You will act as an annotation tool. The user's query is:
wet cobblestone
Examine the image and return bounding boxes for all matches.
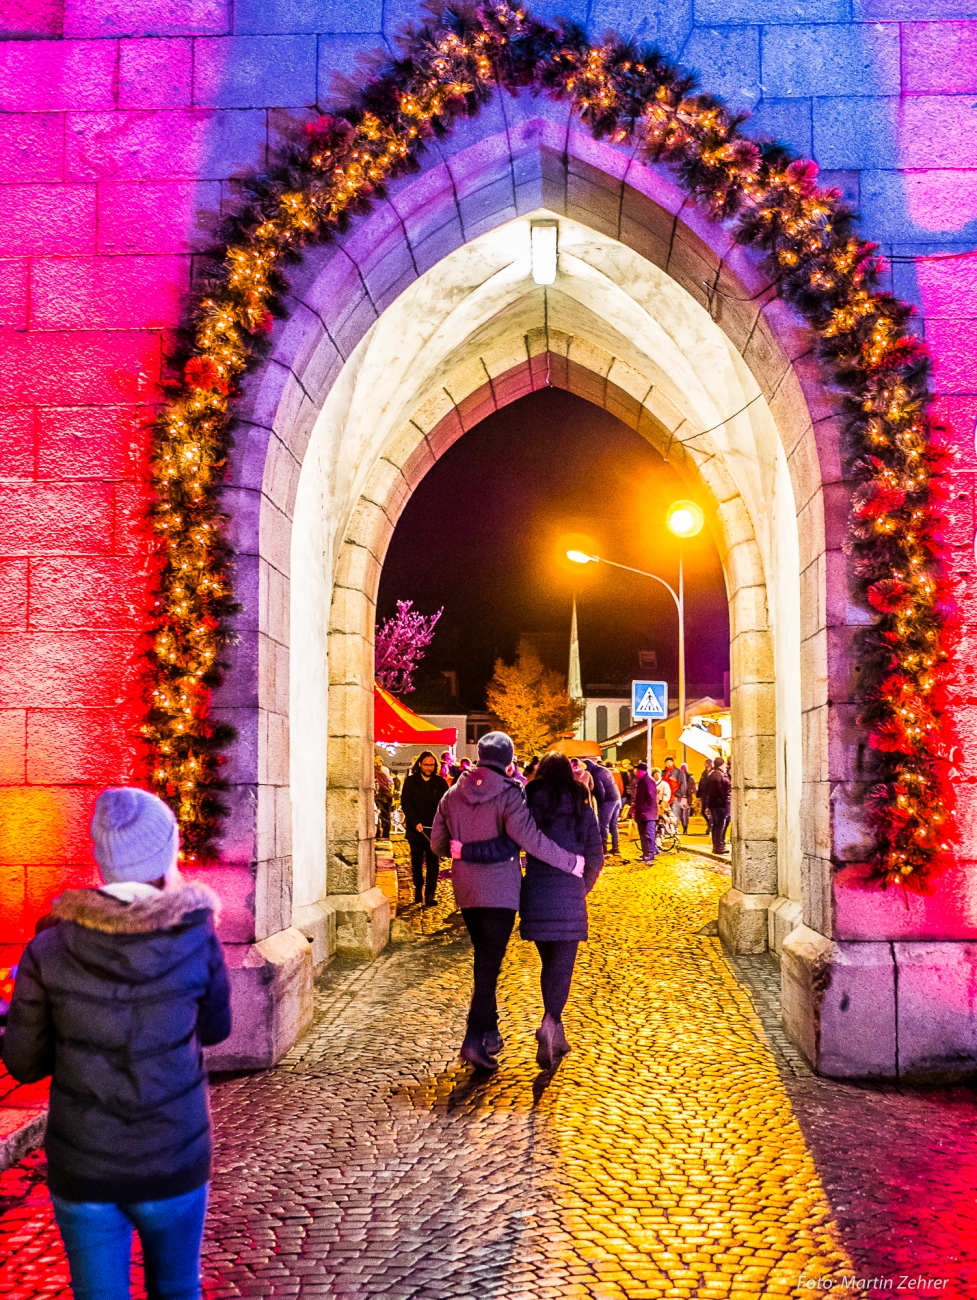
[1,851,976,1297]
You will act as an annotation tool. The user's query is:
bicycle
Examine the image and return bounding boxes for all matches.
[656,811,680,854]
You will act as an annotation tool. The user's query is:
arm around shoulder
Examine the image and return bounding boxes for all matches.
[583,808,605,892]
[503,791,577,874]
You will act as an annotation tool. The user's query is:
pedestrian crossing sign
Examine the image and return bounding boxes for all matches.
[631,680,668,720]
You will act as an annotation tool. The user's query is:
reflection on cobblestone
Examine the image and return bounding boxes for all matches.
[2,850,976,1297]
[206,851,853,1299]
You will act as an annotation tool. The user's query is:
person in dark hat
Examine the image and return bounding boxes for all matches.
[630,761,659,863]
[3,787,231,1300]
[431,732,584,1071]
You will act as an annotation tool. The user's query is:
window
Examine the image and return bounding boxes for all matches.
[596,705,608,742]
[619,705,629,734]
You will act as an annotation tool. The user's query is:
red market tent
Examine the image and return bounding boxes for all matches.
[374,683,458,746]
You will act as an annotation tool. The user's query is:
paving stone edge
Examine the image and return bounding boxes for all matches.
[0,1108,46,1174]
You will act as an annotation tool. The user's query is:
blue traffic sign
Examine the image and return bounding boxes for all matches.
[631,680,668,720]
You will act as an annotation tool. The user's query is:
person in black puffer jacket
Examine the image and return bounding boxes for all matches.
[522,754,603,1069]
[400,750,450,905]
[3,787,231,1300]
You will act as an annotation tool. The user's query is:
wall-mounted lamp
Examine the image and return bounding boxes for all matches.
[531,220,558,285]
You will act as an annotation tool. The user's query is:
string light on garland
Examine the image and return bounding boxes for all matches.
[145,1,956,885]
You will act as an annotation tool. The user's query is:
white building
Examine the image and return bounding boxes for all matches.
[580,697,633,745]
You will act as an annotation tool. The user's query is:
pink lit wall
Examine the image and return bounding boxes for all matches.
[1,0,976,942]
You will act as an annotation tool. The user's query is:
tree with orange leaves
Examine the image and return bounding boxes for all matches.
[486,640,584,758]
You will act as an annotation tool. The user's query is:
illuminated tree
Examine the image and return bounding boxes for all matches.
[375,600,442,694]
[486,639,585,757]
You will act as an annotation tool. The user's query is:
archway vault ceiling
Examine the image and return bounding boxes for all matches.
[295,209,805,602]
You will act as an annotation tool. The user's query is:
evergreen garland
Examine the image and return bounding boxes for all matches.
[145,1,956,884]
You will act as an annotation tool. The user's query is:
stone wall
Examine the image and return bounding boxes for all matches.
[1,0,975,963]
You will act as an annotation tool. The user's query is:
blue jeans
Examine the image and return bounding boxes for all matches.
[52,1184,208,1300]
[636,818,657,861]
[598,799,621,853]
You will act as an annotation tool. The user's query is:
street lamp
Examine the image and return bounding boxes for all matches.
[567,499,703,761]
[666,500,704,539]
[665,501,703,762]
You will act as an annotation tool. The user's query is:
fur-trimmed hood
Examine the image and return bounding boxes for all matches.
[47,882,222,986]
[51,882,221,934]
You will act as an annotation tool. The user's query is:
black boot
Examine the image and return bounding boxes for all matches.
[535,1014,570,1071]
[460,1030,499,1071]
[483,1027,504,1056]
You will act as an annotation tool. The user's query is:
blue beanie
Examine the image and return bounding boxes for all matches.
[90,788,179,885]
[477,731,515,769]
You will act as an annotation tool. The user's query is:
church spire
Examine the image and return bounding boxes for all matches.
[569,596,583,738]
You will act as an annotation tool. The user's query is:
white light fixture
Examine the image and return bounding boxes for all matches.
[531,221,558,285]
[566,550,597,565]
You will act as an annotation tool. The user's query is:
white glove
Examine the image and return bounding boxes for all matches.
[571,855,585,878]
[450,840,462,860]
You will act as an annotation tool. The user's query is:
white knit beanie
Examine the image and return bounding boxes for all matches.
[90,788,179,884]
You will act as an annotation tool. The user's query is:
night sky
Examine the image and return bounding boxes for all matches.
[377,388,730,712]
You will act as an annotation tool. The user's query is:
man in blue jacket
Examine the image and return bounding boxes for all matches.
[584,759,623,855]
[3,787,231,1300]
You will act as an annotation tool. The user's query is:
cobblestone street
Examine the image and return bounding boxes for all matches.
[2,852,977,1298]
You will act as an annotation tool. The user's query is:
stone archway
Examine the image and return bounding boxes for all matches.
[301,207,811,958]
[209,100,856,1071]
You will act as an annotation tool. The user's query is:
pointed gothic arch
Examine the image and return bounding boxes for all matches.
[160,0,959,1079]
[203,105,861,1067]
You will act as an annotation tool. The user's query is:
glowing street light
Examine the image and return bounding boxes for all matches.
[531,220,558,285]
[566,498,703,761]
[666,500,704,539]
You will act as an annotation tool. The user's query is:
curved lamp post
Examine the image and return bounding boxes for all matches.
[567,499,704,762]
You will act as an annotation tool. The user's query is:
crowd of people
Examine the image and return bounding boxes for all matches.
[374,733,734,1070]
[375,746,732,881]
[370,733,733,1077]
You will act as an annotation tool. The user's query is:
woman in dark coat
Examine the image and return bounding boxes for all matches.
[521,753,604,1070]
[400,750,449,905]
[3,786,231,1300]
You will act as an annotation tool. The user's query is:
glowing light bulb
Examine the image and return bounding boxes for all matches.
[531,221,558,284]
[666,500,705,538]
